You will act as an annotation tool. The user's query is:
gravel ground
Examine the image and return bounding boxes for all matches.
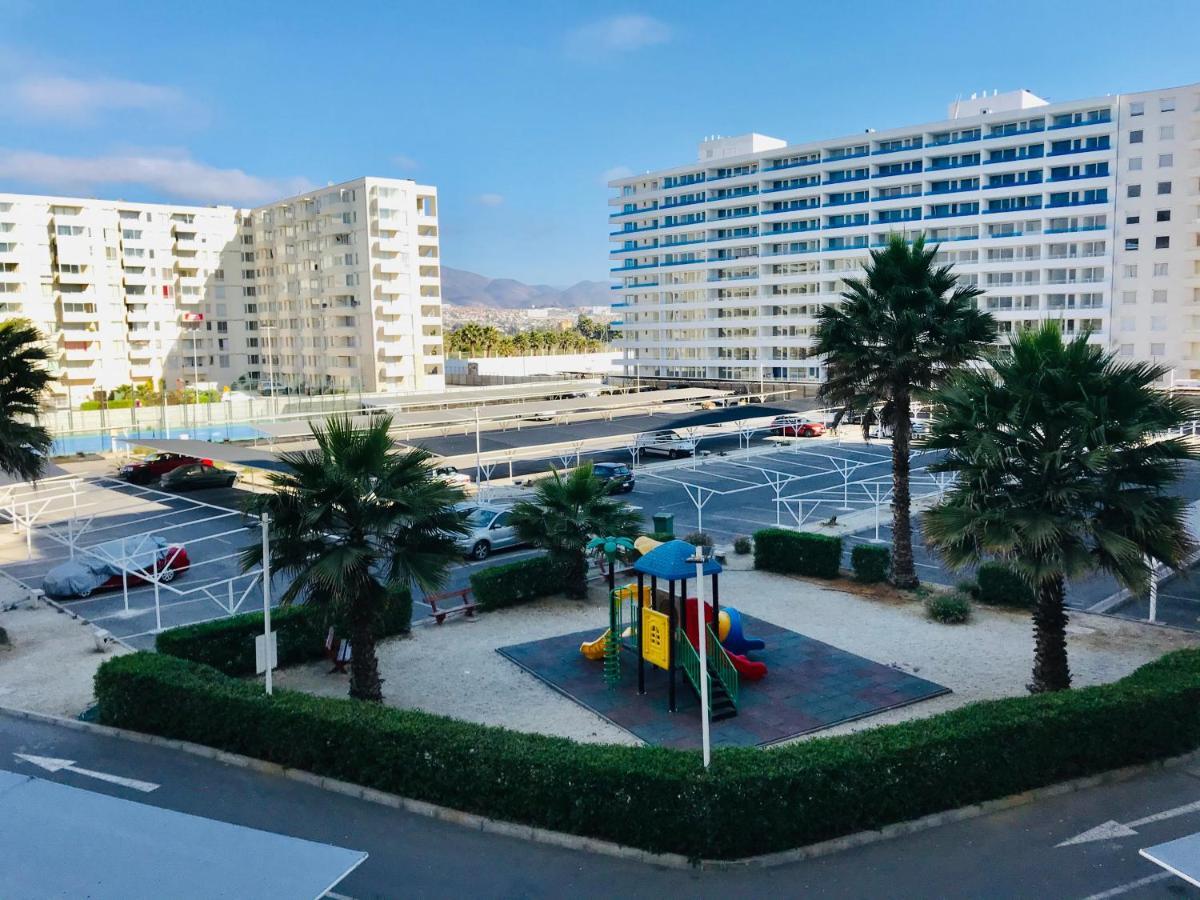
[271,567,1200,746]
[0,580,128,717]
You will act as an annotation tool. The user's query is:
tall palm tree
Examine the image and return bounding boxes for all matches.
[0,319,55,481]
[814,233,995,588]
[509,462,642,598]
[922,323,1196,692]
[242,414,467,701]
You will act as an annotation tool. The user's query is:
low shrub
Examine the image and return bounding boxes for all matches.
[95,648,1200,860]
[733,535,752,556]
[976,562,1034,609]
[925,592,972,624]
[956,579,980,599]
[682,531,713,548]
[752,528,842,579]
[850,544,890,583]
[155,591,411,677]
[469,555,565,610]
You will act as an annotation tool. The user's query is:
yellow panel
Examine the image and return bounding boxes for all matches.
[642,608,671,670]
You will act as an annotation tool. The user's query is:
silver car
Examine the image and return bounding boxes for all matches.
[458,505,524,560]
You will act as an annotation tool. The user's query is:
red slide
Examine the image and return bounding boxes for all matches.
[683,599,768,681]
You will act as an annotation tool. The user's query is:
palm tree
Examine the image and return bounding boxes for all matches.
[922,323,1196,692]
[0,319,55,481]
[814,233,995,588]
[509,463,642,598]
[242,414,467,701]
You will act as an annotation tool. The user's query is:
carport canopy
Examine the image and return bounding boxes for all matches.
[127,437,289,472]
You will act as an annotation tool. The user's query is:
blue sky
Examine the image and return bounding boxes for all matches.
[1,0,1195,285]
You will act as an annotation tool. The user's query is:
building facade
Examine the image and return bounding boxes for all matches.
[608,83,1200,387]
[0,176,444,404]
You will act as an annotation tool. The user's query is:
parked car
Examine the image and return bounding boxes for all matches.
[160,462,237,491]
[635,430,697,459]
[593,462,635,493]
[433,465,472,487]
[772,416,826,438]
[457,505,525,560]
[42,535,190,599]
[118,452,200,484]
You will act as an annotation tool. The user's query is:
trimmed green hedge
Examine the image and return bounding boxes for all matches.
[95,649,1200,859]
[155,592,411,677]
[851,544,890,583]
[977,561,1035,609]
[469,555,565,610]
[753,528,842,579]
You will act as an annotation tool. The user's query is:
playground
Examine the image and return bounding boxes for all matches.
[271,542,1197,750]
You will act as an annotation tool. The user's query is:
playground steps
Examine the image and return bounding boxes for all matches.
[707,663,738,721]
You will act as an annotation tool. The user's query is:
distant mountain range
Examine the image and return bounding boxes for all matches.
[441,266,609,309]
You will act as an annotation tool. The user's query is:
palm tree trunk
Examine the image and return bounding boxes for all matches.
[1030,574,1071,693]
[347,597,384,703]
[890,391,918,589]
[564,551,589,599]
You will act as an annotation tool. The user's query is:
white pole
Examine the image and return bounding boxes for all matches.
[261,512,273,695]
[121,537,129,613]
[192,324,201,433]
[693,548,711,769]
[474,407,482,482]
[25,502,32,558]
[153,576,161,633]
[1147,556,1159,624]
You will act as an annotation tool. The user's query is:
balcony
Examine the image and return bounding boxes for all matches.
[1048,111,1112,130]
[375,257,406,275]
[610,204,659,220]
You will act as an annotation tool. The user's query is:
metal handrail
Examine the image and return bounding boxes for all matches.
[675,629,707,716]
[706,624,740,708]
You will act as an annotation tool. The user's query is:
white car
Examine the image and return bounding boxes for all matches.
[635,430,697,459]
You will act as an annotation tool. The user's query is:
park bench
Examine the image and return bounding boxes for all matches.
[424,587,476,624]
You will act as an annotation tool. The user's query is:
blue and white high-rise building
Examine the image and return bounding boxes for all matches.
[609,83,1200,388]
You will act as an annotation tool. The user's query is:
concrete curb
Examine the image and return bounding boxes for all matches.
[3,703,1198,870]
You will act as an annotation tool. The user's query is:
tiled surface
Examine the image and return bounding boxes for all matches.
[497,614,950,748]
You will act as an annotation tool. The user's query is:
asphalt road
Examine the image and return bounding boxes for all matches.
[3,711,1199,898]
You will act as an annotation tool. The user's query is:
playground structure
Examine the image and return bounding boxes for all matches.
[580,537,768,721]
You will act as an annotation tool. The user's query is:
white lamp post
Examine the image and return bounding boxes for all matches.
[688,543,711,768]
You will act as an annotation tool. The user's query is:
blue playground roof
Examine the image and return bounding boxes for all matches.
[633,539,722,580]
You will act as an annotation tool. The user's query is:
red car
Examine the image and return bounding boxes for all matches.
[119,452,201,485]
[773,416,826,438]
[42,539,191,599]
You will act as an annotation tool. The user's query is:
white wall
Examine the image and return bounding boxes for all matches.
[445,352,620,377]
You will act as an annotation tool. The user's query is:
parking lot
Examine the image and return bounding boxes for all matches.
[0,474,270,650]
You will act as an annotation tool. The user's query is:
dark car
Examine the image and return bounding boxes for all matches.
[593,462,635,493]
[118,452,200,484]
[160,462,237,491]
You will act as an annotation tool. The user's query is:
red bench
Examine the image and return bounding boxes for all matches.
[424,588,476,624]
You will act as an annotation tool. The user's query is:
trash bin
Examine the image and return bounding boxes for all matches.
[652,512,675,537]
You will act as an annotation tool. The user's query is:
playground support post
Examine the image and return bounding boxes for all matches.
[667,579,676,713]
[1147,555,1159,624]
[690,548,712,768]
[637,572,646,695]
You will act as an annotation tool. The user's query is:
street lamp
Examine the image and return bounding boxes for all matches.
[687,542,713,768]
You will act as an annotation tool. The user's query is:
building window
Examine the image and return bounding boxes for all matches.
[1126,214,1140,225]
[1124,264,1139,277]
[1127,184,1141,198]
[1154,263,1169,277]
[1160,125,1175,140]
[1130,130,1143,143]
[1153,289,1168,303]
[1157,181,1172,195]
[1157,209,1171,222]
[1125,238,1139,251]
[1122,291,1137,304]
[1159,153,1174,168]
[1120,344,1135,356]
[1150,343,1166,356]
[1130,101,1145,116]
[1128,157,1142,171]
[1155,236,1170,249]
[1160,97,1176,113]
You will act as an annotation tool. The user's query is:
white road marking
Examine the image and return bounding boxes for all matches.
[1058,799,1200,846]
[15,753,160,792]
[1080,871,1172,899]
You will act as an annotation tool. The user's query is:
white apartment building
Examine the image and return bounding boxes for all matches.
[609,82,1200,386]
[0,176,444,404]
